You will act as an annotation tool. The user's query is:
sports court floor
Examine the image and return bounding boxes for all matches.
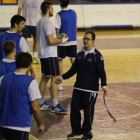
[27,29,140,140]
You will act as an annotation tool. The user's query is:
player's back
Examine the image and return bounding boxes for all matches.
[58,9,77,41]
[36,17,57,58]
[0,32,21,60]
[0,59,17,77]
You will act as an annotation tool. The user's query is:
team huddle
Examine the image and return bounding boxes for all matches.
[0,0,107,140]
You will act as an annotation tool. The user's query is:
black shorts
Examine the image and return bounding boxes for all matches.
[58,45,77,59]
[40,57,60,77]
[22,25,37,38]
[2,127,29,140]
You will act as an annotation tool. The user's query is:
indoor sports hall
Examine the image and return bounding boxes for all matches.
[0,0,140,140]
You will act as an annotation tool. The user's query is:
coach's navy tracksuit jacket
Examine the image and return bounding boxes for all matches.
[61,47,107,136]
[62,47,107,92]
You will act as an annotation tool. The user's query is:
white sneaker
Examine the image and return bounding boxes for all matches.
[49,84,63,91]
[58,84,63,91]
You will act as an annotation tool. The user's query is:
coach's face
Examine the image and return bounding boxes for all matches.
[49,5,54,17]
[83,33,94,49]
[16,21,25,32]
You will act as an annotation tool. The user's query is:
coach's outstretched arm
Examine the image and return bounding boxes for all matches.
[55,57,78,84]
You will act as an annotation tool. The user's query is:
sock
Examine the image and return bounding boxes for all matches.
[33,52,37,58]
[52,98,58,107]
[39,96,44,105]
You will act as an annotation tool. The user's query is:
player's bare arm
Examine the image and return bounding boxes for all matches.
[17,7,22,15]
[30,99,45,133]
[47,34,68,45]
[55,28,60,38]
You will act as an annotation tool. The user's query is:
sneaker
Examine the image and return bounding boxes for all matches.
[58,84,63,91]
[48,84,63,91]
[40,101,52,111]
[51,104,68,114]
[67,132,81,139]
[32,57,39,64]
[81,136,92,140]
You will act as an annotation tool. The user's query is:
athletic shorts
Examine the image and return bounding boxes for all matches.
[57,45,77,59]
[2,127,29,140]
[22,25,37,38]
[40,57,60,77]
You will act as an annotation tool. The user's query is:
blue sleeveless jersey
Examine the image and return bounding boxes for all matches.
[0,60,17,77]
[0,32,22,60]
[58,9,77,42]
[0,73,34,127]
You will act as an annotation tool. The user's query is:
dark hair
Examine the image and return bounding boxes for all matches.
[16,52,32,69]
[60,0,69,7]
[41,1,53,15]
[85,29,95,40]
[10,15,26,28]
[3,40,16,55]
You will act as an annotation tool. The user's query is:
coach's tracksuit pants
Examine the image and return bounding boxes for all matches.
[70,89,98,138]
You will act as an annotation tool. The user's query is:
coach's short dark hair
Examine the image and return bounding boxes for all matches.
[60,0,69,7]
[16,52,32,69]
[3,40,16,55]
[10,15,26,28]
[41,1,53,15]
[85,29,96,40]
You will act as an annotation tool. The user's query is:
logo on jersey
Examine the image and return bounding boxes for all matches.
[27,3,37,9]
[87,58,92,62]
[78,57,82,59]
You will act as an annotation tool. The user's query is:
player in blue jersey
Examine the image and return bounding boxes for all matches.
[0,40,17,77]
[0,40,17,140]
[0,15,35,78]
[55,0,77,90]
[0,52,44,140]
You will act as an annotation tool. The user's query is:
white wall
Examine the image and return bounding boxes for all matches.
[0,3,140,29]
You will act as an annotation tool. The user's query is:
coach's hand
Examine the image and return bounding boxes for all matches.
[102,88,107,96]
[55,78,62,84]
[38,124,45,133]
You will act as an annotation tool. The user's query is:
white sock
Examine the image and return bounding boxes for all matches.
[52,98,58,107]
[33,52,37,58]
[39,96,44,105]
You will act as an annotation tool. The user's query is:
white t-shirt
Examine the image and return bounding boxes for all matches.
[18,0,44,26]
[6,31,30,52]
[36,17,57,58]
[55,9,77,46]
[0,72,42,132]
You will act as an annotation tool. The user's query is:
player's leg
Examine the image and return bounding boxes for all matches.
[32,26,39,64]
[67,89,83,139]
[68,45,77,64]
[81,92,98,140]
[57,45,67,91]
[49,57,67,114]
[39,58,51,110]
[70,58,75,64]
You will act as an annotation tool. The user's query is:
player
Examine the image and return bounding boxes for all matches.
[0,52,44,140]
[55,0,77,90]
[36,1,68,114]
[17,0,44,64]
[0,40,17,77]
[0,15,35,77]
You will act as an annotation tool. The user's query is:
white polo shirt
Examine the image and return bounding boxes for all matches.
[36,17,57,58]
[18,0,44,26]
